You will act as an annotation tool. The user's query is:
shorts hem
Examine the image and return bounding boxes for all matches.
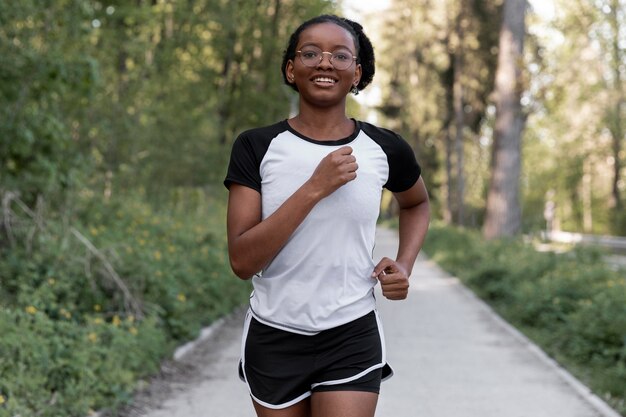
[311,363,384,389]
[250,390,312,410]
[312,385,380,394]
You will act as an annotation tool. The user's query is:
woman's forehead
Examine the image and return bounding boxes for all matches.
[298,22,357,50]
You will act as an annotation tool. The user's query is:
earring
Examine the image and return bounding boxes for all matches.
[351,84,359,95]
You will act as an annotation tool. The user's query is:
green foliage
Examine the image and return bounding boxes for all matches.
[376,0,501,224]
[0,308,165,416]
[0,1,97,200]
[0,0,337,199]
[523,0,626,235]
[424,223,626,415]
[1,0,338,414]
[0,190,251,416]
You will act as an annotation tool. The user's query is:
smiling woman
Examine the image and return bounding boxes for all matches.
[223,14,430,417]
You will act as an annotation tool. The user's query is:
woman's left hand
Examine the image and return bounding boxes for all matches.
[371,257,410,300]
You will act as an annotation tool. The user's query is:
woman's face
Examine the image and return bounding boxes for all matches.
[286,22,362,107]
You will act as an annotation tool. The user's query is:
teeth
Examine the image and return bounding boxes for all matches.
[314,77,336,83]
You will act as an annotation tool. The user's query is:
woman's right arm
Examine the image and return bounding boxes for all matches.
[226,146,357,280]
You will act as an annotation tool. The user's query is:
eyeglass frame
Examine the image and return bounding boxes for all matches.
[295,47,358,70]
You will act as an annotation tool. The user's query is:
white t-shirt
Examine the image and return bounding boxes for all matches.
[224,120,421,335]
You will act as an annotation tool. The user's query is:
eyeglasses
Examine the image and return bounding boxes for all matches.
[295,46,357,71]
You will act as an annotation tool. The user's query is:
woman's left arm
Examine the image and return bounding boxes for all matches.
[372,176,430,300]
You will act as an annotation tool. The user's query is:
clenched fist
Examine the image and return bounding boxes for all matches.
[371,257,410,300]
[307,146,358,199]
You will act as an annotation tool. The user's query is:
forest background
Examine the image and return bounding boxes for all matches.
[0,0,624,416]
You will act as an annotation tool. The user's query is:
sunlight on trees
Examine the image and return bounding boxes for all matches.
[0,0,624,233]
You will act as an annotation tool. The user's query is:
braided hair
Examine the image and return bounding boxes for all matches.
[281,14,375,95]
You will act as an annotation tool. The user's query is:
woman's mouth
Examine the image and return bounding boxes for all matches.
[312,76,337,86]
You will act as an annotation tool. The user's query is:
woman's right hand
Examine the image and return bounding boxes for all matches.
[227,147,358,279]
[307,146,358,199]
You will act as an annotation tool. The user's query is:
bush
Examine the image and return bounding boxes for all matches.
[0,308,166,416]
[0,189,250,416]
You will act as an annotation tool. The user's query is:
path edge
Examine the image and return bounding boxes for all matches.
[423,258,623,417]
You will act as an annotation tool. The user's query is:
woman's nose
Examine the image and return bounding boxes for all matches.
[317,52,334,68]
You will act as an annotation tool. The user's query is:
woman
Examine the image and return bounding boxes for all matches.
[224,14,430,417]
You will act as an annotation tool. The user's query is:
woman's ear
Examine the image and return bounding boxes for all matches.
[353,63,362,88]
[286,61,295,83]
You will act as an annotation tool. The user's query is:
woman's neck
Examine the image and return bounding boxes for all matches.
[289,103,355,141]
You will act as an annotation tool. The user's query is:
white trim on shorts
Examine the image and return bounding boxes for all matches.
[239,308,392,409]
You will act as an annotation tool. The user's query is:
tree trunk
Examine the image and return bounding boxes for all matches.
[609,0,624,214]
[443,30,454,225]
[216,1,238,145]
[444,68,454,225]
[582,158,593,232]
[483,0,526,239]
[454,7,465,226]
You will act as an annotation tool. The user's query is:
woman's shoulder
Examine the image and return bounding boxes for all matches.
[356,120,404,142]
[236,120,289,142]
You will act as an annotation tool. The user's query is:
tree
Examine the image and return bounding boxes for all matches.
[483,0,527,239]
[0,1,97,202]
[519,0,625,234]
[375,0,500,224]
[604,0,625,223]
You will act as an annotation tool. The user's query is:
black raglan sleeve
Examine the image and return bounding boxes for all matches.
[223,122,284,192]
[383,131,421,193]
[223,132,263,192]
[360,122,422,193]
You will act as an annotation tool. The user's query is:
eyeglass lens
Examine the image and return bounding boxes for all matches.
[298,47,355,70]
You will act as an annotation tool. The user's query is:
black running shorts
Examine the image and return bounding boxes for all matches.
[238,309,393,409]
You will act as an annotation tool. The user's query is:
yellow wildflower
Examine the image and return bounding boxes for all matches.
[112,315,121,326]
[93,304,101,312]
[127,315,135,324]
[156,270,163,277]
[25,306,37,315]
[129,326,138,335]
[48,278,56,285]
[177,293,187,302]
[88,332,98,343]
[0,394,5,405]
[94,318,104,325]
[154,250,162,261]
[60,309,71,319]
[89,227,99,236]
[168,245,176,253]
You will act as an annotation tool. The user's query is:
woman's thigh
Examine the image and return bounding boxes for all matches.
[252,396,311,417]
[311,391,378,417]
